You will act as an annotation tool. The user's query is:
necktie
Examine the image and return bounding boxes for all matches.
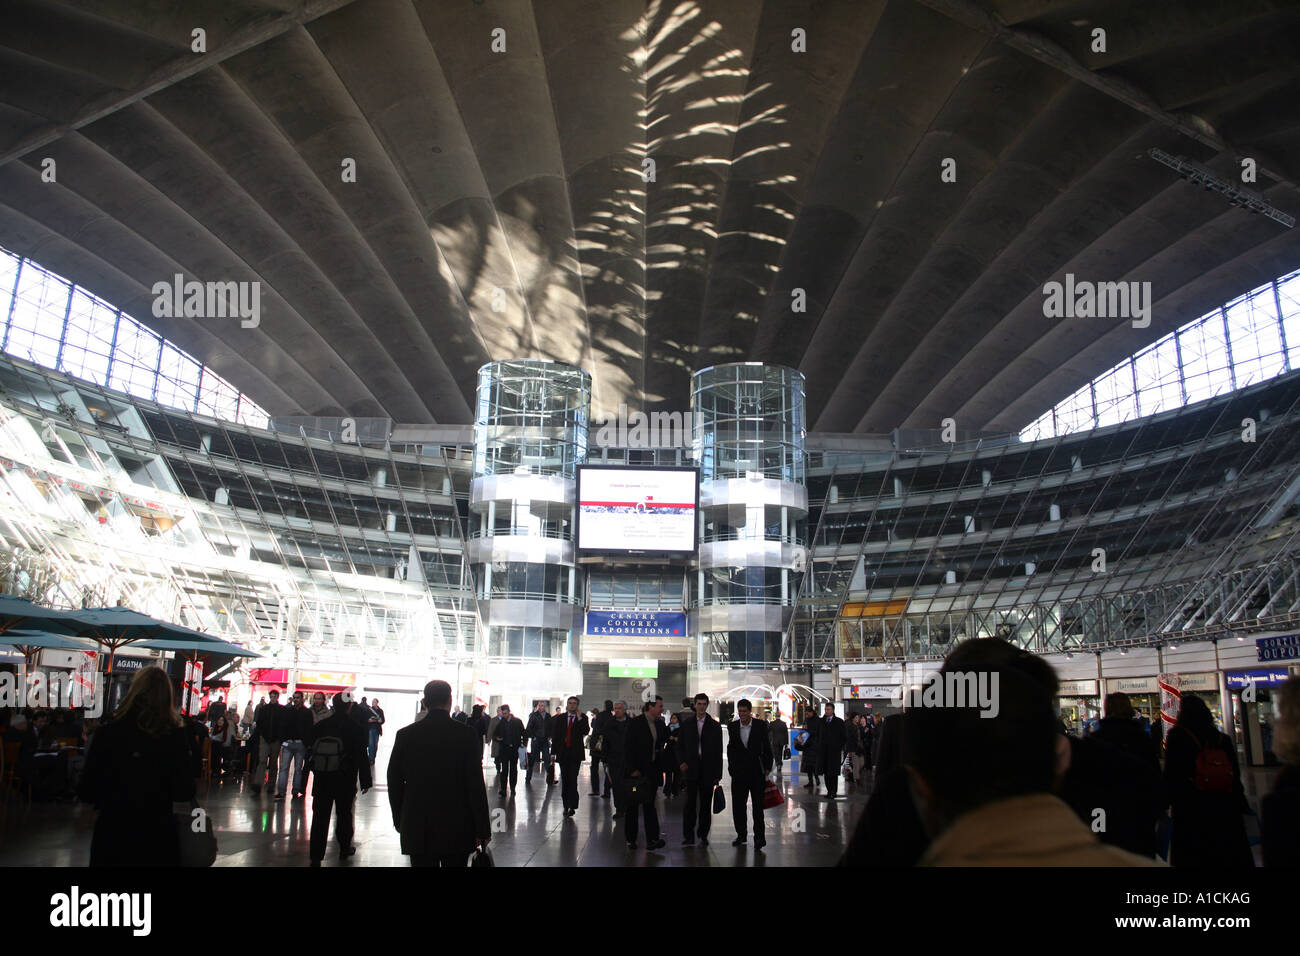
[566,715,573,747]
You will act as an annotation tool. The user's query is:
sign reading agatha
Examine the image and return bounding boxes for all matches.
[585,611,687,638]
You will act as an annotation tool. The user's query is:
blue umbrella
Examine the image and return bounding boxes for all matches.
[0,594,78,637]
[0,627,100,672]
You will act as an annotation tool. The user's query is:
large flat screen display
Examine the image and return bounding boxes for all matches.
[577,465,699,555]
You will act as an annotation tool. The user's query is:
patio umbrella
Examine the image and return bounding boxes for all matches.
[0,627,100,673]
[60,606,215,673]
[134,634,258,714]
[0,594,79,636]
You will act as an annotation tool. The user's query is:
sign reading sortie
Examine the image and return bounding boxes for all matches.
[585,610,687,638]
[1256,634,1300,662]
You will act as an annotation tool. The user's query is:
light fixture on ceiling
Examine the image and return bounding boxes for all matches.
[1148,147,1294,228]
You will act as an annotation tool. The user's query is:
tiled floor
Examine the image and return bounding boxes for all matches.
[0,756,864,867]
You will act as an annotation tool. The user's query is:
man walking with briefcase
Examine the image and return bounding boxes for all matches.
[677,693,723,846]
[622,696,667,851]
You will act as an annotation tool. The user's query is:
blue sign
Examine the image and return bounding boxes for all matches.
[1256,634,1300,662]
[1225,668,1292,689]
[585,611,687,638]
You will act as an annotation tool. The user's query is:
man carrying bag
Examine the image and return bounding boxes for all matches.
[622,696,667,851]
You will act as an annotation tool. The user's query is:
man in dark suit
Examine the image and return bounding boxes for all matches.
[388,680,491,867]
[819,702,848,798]
[492,704,526,796]
[304,693,372,865]
[525,701,549,784]
[622,696,667,851]
[676,692,724,846]
[589,700,613,797]
[550,695,590,816]
[728,698,774,848]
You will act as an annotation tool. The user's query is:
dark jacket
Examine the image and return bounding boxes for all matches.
[872,713,904,785]
[1261,764,1300,867]
[79,715,195,866]
[839,766,929,867]
[306,709,373,791]
[371,705,386,735]
[661,718,683,772]
[1163,725,1253,868]
[493,715,525,752]
[525,710,548,740]
[727,718,774,785]
[254,701,287,742]
[800,715,822,773]
[1061,734,1164,859]
[282,704,314,741]
[1093,716,1161,774]
[603,715,630,763]
[590,708,614,756]
[551,711,590,764]
[677,713,723,782]
[819,715,847,769]
[768,718,788,756]
[388,710,491,858]
[622,714,664,780]
[844,719,864,756]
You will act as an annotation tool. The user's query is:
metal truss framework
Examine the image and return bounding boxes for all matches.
[0,354,478,673]
[783,366,1300,664]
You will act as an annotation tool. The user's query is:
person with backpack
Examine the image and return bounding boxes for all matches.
[304,693,372,866]
[1163,694,1253,868]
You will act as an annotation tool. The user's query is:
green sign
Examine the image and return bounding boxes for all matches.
[608,659,658,678]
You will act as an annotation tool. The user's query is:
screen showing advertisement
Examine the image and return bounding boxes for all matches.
[577,466,698,554]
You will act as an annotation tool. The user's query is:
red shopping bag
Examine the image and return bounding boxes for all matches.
[762,778,785,809]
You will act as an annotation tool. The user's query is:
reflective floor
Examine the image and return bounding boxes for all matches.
[2,752,1280,867]
[0,754,865,867]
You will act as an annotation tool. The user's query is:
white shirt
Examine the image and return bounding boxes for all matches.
[739,720,751,747]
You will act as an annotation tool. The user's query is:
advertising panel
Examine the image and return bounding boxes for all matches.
[577,466,698,554]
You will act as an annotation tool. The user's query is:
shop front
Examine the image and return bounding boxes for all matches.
[1166,671,1223,728]
[1226,666,1295,767]
[1056,679,1099,735]
[842,682,902,720]
[1105,676,1161,735]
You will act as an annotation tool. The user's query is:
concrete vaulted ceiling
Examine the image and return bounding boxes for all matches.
[1,0,1298,431]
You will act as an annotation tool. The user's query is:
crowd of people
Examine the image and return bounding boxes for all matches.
[4,639,1299,868]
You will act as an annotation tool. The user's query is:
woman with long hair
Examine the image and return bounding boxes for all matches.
[1163,694,1253,867]
[78,666,195,866]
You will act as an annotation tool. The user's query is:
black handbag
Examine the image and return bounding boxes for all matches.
[175,802,218,867]
[712,783,726,814]
[469,846,495,867]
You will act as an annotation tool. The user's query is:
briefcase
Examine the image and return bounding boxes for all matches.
[762,779,784,809]
[712,784,726,814]
[625,777,655,805]
[469,846,495,868]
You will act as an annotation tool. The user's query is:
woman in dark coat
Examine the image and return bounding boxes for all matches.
[1262,677,1300,867]
[800,710,822,791]
[79,666,195,866]
[1163,695,1253,868]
